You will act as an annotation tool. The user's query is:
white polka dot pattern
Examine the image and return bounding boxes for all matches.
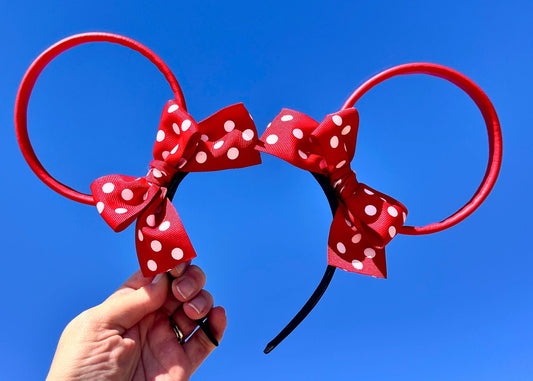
[281,114,293,122]
[147,260,158,271]
[196,151,207,164]
[181,120,191,131]
[242,129,254,141]
[90,100,261,276]
[224,120,235,132]
[102,183,114,193]
[365,205,377,216]
[266,134,278,144]
[172,248,184,260]
[159,221,170,231]
[350,260,362,270]
[227,147,239,160]
[96,202,104,214]
[342,125,351,135]
[146,214,156,227]
[151,240,162,252]
[259,107,406,279]
[292,129,303,139]
[172,123,180,135]
[364,248,376,258]
[121,189,134,201]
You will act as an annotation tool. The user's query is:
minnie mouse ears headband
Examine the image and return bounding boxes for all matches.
[258,63,502,352]
[15,33,502,353]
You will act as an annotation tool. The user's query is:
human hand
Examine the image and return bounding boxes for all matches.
[47,262,226,381]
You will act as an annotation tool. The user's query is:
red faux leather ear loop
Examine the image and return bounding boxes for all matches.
[14,32,244,347]
[15,32,187,205]
[261,63,502,353]
[342,63,503,235]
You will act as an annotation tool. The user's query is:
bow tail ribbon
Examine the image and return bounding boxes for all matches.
[91,175,196,276]
[327,183,408,278]
[135,196,196,276]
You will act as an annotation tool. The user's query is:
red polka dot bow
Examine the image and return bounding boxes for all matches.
[91,100,261,276]
[258,108,407,278]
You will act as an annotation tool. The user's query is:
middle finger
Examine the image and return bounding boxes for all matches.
[171,289,215,339]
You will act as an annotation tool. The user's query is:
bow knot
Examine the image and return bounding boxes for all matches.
[147,159,178,187]
[91,100,261,276]
[258,108,407,278]
[329,166,358,200]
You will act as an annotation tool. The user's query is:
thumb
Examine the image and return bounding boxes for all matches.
[97,273,169,332]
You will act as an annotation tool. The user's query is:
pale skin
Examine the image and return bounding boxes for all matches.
[47,262,226,381]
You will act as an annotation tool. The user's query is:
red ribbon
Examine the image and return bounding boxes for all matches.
[258,108,407,278]
[91,100,261,276]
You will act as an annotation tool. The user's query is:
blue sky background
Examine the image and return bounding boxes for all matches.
[1,1,532,380]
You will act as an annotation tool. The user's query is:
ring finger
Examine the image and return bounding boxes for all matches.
[171,289,215,339]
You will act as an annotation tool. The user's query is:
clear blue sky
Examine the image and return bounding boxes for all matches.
[2,1,532,380]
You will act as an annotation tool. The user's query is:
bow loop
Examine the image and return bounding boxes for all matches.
[312,108,360,171]
[258,108,360,175]
[257,109,326,173]
[181,103,262,172]
[91,175,159,232]
[152,100,201,167]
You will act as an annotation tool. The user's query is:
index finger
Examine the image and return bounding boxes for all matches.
[117,261,192,294]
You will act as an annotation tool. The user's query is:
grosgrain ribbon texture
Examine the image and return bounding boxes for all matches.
[91,100,261,276]
[258,109,407,278]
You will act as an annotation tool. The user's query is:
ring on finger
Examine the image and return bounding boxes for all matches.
[169,315,185,344]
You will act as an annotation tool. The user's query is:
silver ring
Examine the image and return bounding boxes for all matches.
[169,316,185,344]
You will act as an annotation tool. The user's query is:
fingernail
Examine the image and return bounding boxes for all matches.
[151,273,164,284]
[176,279,196,299]
[189,296,207,315]
[174,262,189,276]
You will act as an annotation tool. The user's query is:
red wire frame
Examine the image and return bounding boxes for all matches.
[15,32,185,205]
[342,63,502,235]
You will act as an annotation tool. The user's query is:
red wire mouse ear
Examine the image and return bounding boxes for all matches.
[14,32,186,205]
[342,63,503,235]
